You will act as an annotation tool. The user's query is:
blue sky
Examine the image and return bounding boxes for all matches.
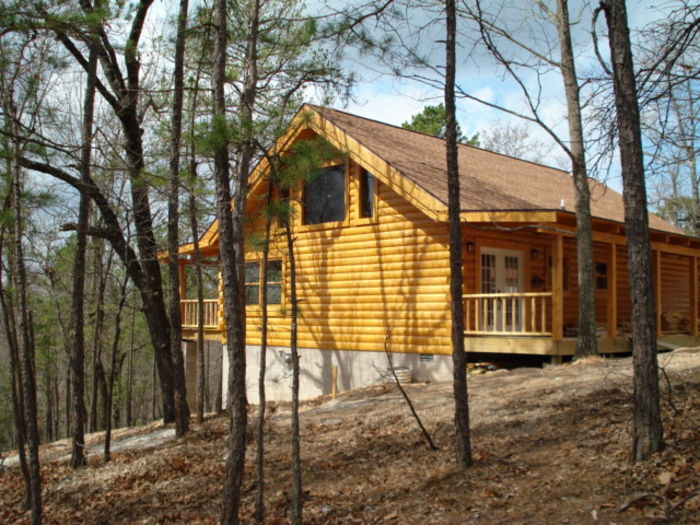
[331,0,667,192]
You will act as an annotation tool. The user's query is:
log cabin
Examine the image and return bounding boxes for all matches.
[176,104,700,403]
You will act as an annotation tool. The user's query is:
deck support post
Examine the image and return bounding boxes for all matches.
[331,365,338,399]
[691,256,698,336]
[608,242,617,338]
[552,234,564,340]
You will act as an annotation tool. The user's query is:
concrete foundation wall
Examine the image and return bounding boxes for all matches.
[220,345,453,404]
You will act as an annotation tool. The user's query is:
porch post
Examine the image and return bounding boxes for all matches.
[691,256,698,336]
[178,259,187,323]
[607,242,617,338]
[552,234,564,340]
[217,271,225,331]
[655,250,662,336]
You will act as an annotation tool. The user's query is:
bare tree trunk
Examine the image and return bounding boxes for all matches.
[105,276,128,462]
[54,0,177,424]
[152,352,157,421]
[90,241,115,432]
[69,47,96,468]
[0,241,31,509]
[600,0,663,461]
[192,213,206,423]
[213,0,247,520]
[284,219,303,524]
[126,311,135,427]
[45,365,55,443]
[555,0,597,358]
[185,61,206,424]
[445,0,472,468]
[167,0,191,438]
[11,132,42,524]
[255,186,274,524]
[64,365,70,439]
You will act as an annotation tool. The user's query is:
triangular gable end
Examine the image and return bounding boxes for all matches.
[180,104,453,256]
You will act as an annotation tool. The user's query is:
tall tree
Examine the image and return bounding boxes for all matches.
[68,45,97,468]
[212,0,248,520]
[167,0,191,438]
[11,0,183,425]
[401,103,478,144]
[446,0,472,468]
[469,0,598,357]
[0,30,50,523]
[598,0,663,460]
[552,0,597,358]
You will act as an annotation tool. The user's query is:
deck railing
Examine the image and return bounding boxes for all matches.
[463,292,552,336]
[181,299,220,329]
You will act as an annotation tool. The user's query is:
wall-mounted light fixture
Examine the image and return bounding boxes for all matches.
[531,248,540,260]
[466,241,475,253]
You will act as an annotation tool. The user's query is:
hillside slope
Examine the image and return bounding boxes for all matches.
[1,350,699,524]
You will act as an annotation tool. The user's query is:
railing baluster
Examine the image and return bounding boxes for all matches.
[462,292,552,336]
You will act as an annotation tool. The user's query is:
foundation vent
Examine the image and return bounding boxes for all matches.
[420,353,434,363]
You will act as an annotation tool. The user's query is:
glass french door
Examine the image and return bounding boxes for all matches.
[480,248,524,331]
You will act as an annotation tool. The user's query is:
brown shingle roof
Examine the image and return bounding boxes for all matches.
[310,105,681,234]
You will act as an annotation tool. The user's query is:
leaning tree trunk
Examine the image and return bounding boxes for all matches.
[601,0,663,461]
[445,0,472,467]
[555,0,597,358]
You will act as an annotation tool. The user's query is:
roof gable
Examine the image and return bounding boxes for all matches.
[309,105,680,234]
[182,103,687,254]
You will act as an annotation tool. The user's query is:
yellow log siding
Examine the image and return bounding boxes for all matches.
[242,159,453,355]
[660,253,691,332]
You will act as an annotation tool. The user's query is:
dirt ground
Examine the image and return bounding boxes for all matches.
[1,349,699,524]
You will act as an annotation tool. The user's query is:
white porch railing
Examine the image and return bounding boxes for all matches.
[181,299,220,329]
[463,292,552,336]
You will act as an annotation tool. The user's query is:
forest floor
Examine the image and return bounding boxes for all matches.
[1,348,699,524]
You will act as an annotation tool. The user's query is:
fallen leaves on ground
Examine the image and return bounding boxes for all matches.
[1,349,699,524]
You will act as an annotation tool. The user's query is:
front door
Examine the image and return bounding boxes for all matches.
[480,247,524,331]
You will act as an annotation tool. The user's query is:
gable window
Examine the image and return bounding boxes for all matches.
[245,259,283,306]
[303,165,346,224]
[360,169,376,218]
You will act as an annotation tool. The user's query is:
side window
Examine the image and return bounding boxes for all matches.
[359,169,376,218]
[244,262,260,305]
[303,165,346,224]
[266,260,283,304]
[245,259,283,306]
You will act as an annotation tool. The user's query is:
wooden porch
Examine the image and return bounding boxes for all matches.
[180,298,223,340]
[461,228,700,357]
